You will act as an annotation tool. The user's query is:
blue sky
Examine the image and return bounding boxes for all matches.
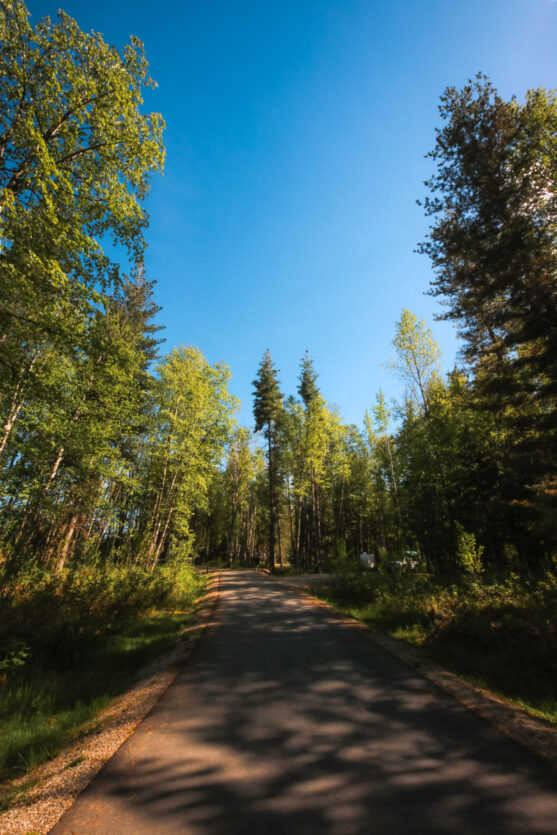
[29,0,557,425]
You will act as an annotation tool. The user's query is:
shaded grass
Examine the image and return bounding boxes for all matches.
[272,565,320,577]
[316,569,557,724]
[0,565,207,787]
[0,777,37,814]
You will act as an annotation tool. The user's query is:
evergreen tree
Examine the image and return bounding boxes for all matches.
[296,352,325,566]
[252,350,283,570]
[419,75,557,555]
[298,350,319,407]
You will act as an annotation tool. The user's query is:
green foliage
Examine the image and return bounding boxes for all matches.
[138,347,238,568]
[328,538,348,573]
[389,309,442,412]
[0,1,165,497]
[322,568,557,722]
[207,308,550,580]
[0,0,164,296]
[0,639,30,676]
[252,350,283,569]
[419,73,557,556]
[0,562,206,781]
[455,523,484,576]
[252,349,283,434]
[298,350,320,407]
[0,2,181,579]
[0,563,194,655]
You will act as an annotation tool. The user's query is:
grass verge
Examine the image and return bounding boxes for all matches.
[314,569,557,724]
[0,563,208,792]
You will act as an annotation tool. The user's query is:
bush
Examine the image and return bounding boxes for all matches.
[0,560,205,780]
[323,565,557,720]
[0,561,200,670]
[455,523,484,576]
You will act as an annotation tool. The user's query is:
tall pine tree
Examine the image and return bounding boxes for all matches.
[298,350,319,406]
[252,350,283,571]
[419,75,557,557]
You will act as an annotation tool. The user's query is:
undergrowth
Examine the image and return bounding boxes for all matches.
[319,567,557,723]
[0,561,207,788]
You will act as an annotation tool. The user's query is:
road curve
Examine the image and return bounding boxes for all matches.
[52,570,557,834]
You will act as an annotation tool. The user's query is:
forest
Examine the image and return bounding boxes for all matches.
[0,0,556,785]
[204,75,557,578]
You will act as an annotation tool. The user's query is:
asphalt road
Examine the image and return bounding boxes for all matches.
[52,570,557,834]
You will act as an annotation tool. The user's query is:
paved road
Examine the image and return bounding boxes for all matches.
[52,571,557,834]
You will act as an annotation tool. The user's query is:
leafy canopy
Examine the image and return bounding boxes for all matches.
[0,0,165,320]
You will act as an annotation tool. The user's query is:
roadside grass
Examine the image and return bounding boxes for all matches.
[0,563,207,789]
[270,565,315,577]
[316,568,557,724]
[0,777,37,814]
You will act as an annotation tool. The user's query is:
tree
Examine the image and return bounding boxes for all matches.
[0,0,164,459]
[419,76,557,384]
[389,309,442,413]
[296,352,327,566]
[141,347,238,569]
[0,270,162,573]
[365,390,402,533]
[0,1,164,285]
[252,350,283,570]
[419,74,557,554]
[298,350,319,406]
[220,428,260,564]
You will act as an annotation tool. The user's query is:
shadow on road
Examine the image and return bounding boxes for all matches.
[53,571,557,835]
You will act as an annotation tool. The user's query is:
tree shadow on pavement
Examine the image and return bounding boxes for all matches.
[52,571,557,835]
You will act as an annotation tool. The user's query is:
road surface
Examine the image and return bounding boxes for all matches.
[52,570,557,834]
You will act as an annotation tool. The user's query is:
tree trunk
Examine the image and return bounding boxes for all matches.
[277,503,283,569]
[267,423,275,572]
[315,484,322,570]
[250,499,258,561]
[0,345,43,460]
[147,468,176,561]
[286,479,295,565]
[152,500,176,568]
[295,495,302,564]
[55,514,79,574]
[386,437,403,529]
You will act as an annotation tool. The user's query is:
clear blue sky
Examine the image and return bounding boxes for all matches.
[29,0,557,426]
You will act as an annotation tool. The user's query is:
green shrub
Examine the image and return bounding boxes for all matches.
[455,523,484,576]
[0,560,206,781]
[0,561,200,657]
[322,566,557,721]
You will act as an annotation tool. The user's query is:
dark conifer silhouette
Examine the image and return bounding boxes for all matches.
[252,350,283,571]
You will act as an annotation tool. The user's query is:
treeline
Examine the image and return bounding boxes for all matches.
[196,326,495,574]
[200,76,557,575]
[0,2,237,578]
[200,310,553,574]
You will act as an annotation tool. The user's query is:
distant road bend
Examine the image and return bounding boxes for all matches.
[52,570,557,834]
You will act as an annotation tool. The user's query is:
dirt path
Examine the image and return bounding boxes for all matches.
[51,570,557,834]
